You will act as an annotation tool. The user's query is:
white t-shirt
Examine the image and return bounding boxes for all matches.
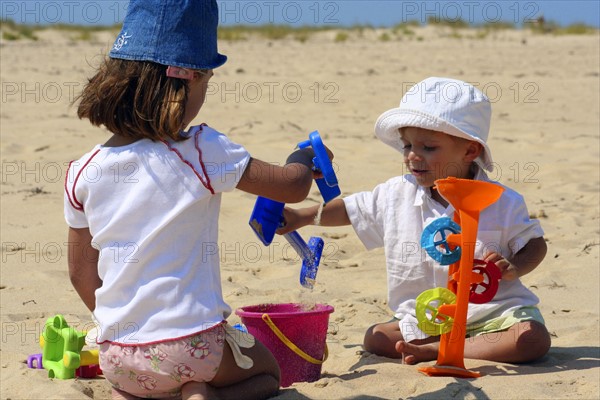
[64,125,250,344]
[344,169,544,340]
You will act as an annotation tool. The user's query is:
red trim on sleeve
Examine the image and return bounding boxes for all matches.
[161,125,215,194]
[64,149,101,211]
[193,127,215,194]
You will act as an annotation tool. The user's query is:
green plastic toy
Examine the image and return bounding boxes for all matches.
[40,314,99,379]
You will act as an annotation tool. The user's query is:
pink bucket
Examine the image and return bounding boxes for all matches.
[235,303,334,387]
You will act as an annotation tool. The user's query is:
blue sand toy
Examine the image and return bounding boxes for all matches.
[249,131,339,289]
[421,217,462,265]
[297,131,341,203]
[284,224,324,289]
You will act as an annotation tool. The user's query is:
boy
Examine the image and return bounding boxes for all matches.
[279,77,551,365]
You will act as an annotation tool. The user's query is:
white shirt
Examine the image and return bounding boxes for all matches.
[344,169,544,340]
[64,125,250,344]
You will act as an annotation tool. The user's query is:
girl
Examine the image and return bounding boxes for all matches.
[66,1,318,399]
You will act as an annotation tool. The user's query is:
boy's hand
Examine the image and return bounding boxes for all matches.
[276,207,303,235]
[276,206,315,235]
[484,252,519,281]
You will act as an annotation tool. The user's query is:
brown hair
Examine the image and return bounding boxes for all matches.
[76,58,190,141]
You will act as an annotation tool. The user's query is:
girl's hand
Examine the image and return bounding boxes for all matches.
[311,144,334,180]
[484,251,519,281]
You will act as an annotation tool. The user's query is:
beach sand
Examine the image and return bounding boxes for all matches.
[1,26,599,399]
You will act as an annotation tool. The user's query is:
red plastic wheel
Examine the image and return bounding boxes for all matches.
[469,259,502,304]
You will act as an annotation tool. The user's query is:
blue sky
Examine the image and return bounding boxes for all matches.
[2,1,599,27]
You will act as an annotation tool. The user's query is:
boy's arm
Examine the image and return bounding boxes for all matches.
[485,236,547,281]
[318,198,352,226]
[68,227,102,312]
[278,198,351,234]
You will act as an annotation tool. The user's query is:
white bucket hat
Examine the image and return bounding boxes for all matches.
[375,77,494,172]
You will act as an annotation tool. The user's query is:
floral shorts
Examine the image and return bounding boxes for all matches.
[99,324,225,399]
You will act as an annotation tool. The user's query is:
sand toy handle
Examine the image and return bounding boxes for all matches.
[298,131,341,203]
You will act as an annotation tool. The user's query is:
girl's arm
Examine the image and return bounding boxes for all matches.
[68,227,102,312]
[484,236,547,281]
[236,157,313,203]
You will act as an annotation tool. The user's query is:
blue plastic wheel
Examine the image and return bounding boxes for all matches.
[421,217,462,265]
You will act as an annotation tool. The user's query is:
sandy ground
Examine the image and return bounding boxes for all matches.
[1,26,599,399]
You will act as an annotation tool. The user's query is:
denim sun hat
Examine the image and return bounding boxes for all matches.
[375,77,494,172]
[109,0,227,70]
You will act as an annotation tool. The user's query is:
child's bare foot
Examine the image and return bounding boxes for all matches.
[395,340,438,364]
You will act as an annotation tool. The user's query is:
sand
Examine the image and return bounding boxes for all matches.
[1,25,599,399]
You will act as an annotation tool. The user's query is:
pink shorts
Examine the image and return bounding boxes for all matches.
[99,324,225,398]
